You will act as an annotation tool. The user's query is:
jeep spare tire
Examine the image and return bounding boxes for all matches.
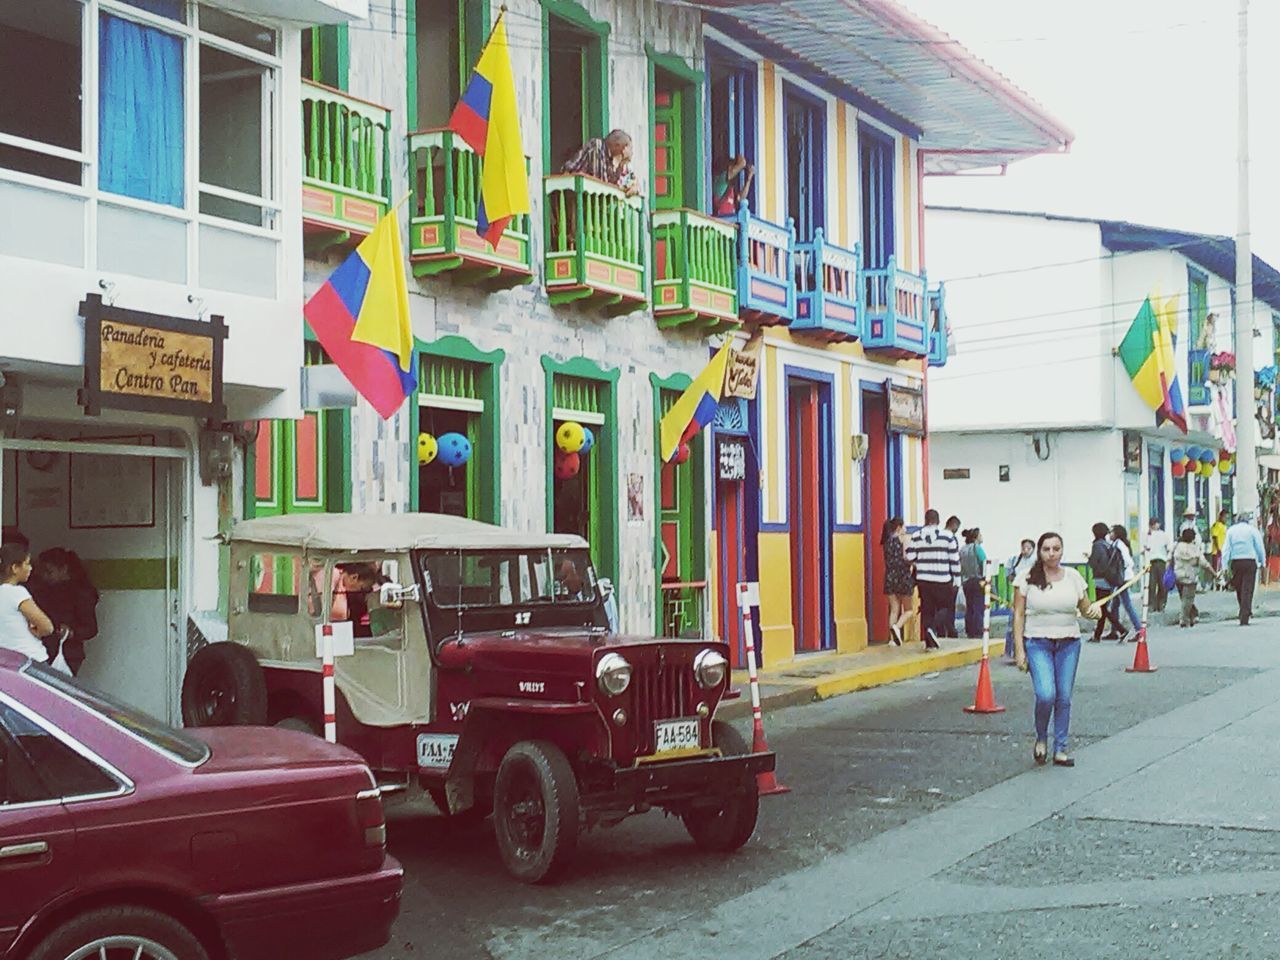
[493,740,580,884]
[682,720,760,852]
[181,642,268,727]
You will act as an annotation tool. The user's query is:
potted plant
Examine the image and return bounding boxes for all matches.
[1209,351,1236,383]
[1256,365,1277,400]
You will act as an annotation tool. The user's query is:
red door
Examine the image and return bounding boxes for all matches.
[789,384,821,653]
[863,390,889,643]
[717,477,746,667]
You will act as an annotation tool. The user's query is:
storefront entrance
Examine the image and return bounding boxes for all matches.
[863,386,901,644]
[1,430,187,721]
[787,377,834,653]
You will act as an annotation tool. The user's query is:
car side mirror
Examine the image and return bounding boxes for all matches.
[380,582,420,606]
[597,577,614,600]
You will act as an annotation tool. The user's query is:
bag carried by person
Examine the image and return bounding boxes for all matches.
[1162,564,1177,591]
[1100,542,1125,585]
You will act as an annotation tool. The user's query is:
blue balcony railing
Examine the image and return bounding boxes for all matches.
[793,229,862,342]
[927,284,948,367]
[861,256,929,358]
[729,203,795,324]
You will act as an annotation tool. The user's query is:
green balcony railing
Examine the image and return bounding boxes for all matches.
[301,79,391,247]
[651,208,738,332]
[544,174,647,312]
[407,128,532,286]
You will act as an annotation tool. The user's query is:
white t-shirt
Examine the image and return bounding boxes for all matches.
[1143,529,1172,562]
[1014,566,1087,639]
[0,583,48,661]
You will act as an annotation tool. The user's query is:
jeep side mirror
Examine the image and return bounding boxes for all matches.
[597,577,614,600]
[380,582,420,606]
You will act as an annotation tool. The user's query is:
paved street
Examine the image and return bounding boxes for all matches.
[366,592,1280,959]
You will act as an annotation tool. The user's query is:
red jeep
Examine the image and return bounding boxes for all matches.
[182,513,774,882]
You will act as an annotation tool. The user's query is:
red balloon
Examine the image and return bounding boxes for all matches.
[680,421,699,444]
[554,452,581,480]
[1171,462,1186,478]
[672,443,691,465]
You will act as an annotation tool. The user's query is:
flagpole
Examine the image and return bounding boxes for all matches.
[1234,0,1256,515]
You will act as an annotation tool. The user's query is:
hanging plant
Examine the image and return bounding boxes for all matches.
[1210,351,1236,374]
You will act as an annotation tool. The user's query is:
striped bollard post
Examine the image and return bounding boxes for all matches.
[737,583,789,796]
[322,623,337,742]
[964,559,1005,713]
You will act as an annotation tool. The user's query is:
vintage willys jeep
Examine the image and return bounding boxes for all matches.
[182,513,774,883]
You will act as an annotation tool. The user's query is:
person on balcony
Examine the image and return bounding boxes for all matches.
[712,153,755,216]
[561,129,640,197]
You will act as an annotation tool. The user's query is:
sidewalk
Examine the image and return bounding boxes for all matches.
[721,581,1280,722]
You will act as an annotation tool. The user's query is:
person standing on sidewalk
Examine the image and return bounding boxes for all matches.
[880,517,915,646]
[1172,527,1214,627]
[958,528,987,639]
[907,509,961,650]
[1221,512,1266,626]
[1087,522,1127,642]
[1108,525,1143,638]
[1143,518,1172,613]
[1211,509,1230,587]
[1004,539,1036,660]
[943,515,963,637]
[1012,531,1101,767]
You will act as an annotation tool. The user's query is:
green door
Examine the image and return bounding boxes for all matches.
[656,388,704,638]
[653,80,684,210]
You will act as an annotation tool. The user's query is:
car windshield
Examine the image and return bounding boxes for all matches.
[423,548,597,608]
[23,661,210,765]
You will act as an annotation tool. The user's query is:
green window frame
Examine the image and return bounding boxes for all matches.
[406,0,491,131]
[302,24,348,88]
[647,46,704,211]
[651,372,707,636]
[1187,266,1209,405]
[540,0,610,172]
[411,335,504,523]
[543,355,620,586]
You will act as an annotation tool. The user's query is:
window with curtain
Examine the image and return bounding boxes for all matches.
[98,11,185,207]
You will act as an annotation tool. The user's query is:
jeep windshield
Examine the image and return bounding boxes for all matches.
[421,548,597,608]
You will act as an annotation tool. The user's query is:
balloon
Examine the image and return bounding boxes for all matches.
[417,432,438,465]
[1170,447,1185,463]
[1200,462,1214,478]
[1220,449,1231,460]
[680,420,699,444]
[578,427,595,455]
[554,451,580,479]
[1171,462,1186,478]
[672,443,691,465]
[1219,459,1232,474]
[437,432,472,467]
[556,421,586,454]
[1190,446,1205,461]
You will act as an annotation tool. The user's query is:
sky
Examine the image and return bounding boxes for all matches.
[906,0,1279,271]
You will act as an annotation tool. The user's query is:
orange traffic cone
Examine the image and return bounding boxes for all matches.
[963,654,1006,713]
[1125,628,1157,673]
[751,709,791,796]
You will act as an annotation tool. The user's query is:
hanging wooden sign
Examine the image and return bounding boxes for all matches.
[886,381,925,436]
[723,332,762,400]
[79,294,227,420]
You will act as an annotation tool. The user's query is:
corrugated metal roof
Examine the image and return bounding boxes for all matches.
[698,0,1073,172]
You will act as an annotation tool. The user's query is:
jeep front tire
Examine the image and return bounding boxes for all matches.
[681,720,760,852]
[493,740,580,883]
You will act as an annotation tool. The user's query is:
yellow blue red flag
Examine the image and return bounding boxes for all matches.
[447,13,529,248]
[659,341,734,462]
[303,210,415,419]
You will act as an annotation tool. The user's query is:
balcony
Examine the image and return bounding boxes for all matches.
[407,129,533,288]
[730,204,795,324]
[793,230,861,342]
[301,80,391,254]
[1188,348,1211,406]
[652,209,738,332]
[927,284,949,367]
[861,257,929,359]
[544,174,647,312]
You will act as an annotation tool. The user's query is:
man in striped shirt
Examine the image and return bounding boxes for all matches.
[908,509,962,650]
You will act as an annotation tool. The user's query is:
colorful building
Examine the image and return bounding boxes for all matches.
[256,0,1071,668]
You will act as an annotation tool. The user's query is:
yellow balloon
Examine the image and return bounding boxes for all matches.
[556,420,586,454]
[417,432,438,465]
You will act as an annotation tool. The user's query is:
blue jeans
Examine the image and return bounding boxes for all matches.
[1025,636,1082,754]
[1114,585,1141,632]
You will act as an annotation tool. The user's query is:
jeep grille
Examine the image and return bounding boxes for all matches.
[631,660,695,754]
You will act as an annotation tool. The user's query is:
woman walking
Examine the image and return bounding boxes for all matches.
[1012,532,1101,767]
[1107,525,1143,639]
[880,517,914,645]
[959,528,987,639]
[0,542,56,663]
[1172,527,1214,627]
[1088,522,1127,642]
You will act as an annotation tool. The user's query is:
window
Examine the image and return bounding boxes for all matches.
[707,52,756,216]
[0,700,119,802]
[423,549,596,608]
[325,558,404,646]
[1187,267,1210,405]
[784,86,824,242]
[545,11,606,170]
[860,124,895,270]
[199,42,276,226]
[248,553,302,614]
[414,0,487,129]
[417,354,483,518]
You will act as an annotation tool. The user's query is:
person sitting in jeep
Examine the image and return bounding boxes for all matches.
[333,562,380,638]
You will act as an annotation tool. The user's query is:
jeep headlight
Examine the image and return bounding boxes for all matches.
[693,649,729,689]
[595,652,632,696]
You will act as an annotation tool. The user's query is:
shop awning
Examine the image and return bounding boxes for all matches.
[697,0,1073,173]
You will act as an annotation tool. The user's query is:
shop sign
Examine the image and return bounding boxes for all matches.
[723,333,762,400]
[718,436,747,481]
[1122,431,1143,474]
[886,381,925,436]
[79,294,227,419]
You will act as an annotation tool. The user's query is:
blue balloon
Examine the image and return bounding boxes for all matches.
[1170,447,1185,463]
[579,427,595,455]
[1187,446,1202,462]
[437,432,472,467]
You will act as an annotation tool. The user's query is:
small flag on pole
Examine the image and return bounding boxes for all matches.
[448,12,529,248]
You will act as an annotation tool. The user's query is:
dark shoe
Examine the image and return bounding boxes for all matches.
[1115,630,1129,643]
[924,630,940,651]
[1053,754,1075,767]
[1034,741,1048,765]
[1102,632,1121,640]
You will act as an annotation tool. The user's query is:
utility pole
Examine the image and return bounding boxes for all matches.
[1234,0,1257,515]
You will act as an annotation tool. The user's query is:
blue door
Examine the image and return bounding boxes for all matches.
[1148,445,1165,528]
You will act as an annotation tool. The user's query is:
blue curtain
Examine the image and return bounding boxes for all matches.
[99,13,184,207]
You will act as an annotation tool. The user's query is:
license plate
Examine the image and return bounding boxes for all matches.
[417,733,458,769]
[653,718,701,755]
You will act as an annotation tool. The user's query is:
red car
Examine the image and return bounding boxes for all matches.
[0,650,401,960]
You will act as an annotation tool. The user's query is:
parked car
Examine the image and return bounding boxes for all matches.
[0,649,401,960]
[182,513,775,883]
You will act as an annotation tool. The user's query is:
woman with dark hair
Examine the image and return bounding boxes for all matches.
[29,548,100,675]
[0,542,55,663]
[1012,532,1101,767]
[1172,527,1214,627]
[1108,524,1143,637]
[881,517,914,646]
[958,528,987,639]
[1087,521,1126,642]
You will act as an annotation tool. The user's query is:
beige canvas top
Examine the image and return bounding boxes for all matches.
[231,512,589,553]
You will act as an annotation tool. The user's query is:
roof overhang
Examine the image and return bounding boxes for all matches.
[696,0,1073,173]
[206,0,368,26]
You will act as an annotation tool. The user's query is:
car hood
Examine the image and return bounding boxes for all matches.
[439,629,713,673]
[191,726,366,773]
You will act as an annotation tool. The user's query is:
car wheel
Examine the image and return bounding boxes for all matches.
[493,740,580,883]
[681,720,760,853]
[28,906,209,960]
[181,642,268,727]
[427,786,490,827]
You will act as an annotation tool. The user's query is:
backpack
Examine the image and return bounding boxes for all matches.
[1101,542,1125,585]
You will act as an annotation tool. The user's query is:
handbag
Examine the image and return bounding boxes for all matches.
[1162,565,1177,591]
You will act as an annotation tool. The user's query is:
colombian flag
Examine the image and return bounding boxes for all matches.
[447,13,529,248]
[659,341,734,462]
[303,211,416,419]
[1118,294,1187,434]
